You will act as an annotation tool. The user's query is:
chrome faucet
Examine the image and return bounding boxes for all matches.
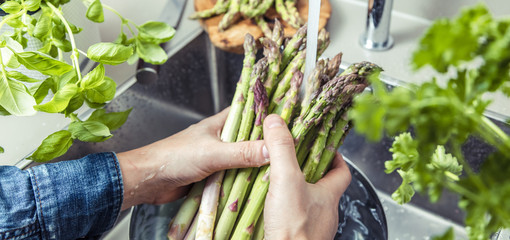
[359,0,394,51]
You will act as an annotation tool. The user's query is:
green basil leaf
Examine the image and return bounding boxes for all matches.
[28,130,73,162]
[7,71,43,83]
[88,108,132,131]
[33,11,52,40]
[136,39,167,65]
[63,93,84,116]
[0,104,12,116]
[56,70,77,89]
[126,52,139,65]
[52,38,72,52]
[87,42,133,65]
[84,98,105,108]
[83,76,116,104]
[0,146,4,153]
[86,0,104,23]
[81,63,105,89]
[24,0,41,12]
[137,21,175,44]
[13,51,73,76]
[68,120,111,142]
[0,1,22,14]
[114,31,127,45]
[0,76,37,116]
[6,16,23,28]
[33,78,55,104]
[67,20,82,34]
[1,38,22,68]
[34,83,78,113]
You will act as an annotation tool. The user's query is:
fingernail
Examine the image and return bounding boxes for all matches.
[265,115,284,129]
[262,145,270,162]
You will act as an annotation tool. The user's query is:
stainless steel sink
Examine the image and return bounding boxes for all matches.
[26,30,510,239]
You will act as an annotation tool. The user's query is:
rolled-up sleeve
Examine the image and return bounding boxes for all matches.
[0,152,124,240]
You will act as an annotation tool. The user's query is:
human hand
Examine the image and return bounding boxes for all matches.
[117,108,268,210]
[262,114,352,240]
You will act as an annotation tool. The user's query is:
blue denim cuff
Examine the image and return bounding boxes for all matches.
[28,152,124,239]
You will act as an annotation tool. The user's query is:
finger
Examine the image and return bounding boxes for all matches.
[316,153,352,198]
[208,140,269,171]
[263,114,300,178]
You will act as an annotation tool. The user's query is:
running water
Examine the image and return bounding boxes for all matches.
[301,0,322,98]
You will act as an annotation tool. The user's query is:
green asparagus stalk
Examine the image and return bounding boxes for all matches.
[216,169,238,221]
[273,71,303,120]
[214,79,269,240]
[194,35,258,240]
[237,58,269,141]
[252,213,265,240]
[310,112,351,183]
[183,215,198,240]
[245,0,275,18]
[269,50,306,113]
[284,0,304,28]
[189,0,230,19]
[255,16,273,39]
[275,0,302,28]
[261,38,282,99]
[271,18,284,48]
[167,181,205,240]
[325,52,343,79]
[317,28,330,57]
[300,59,328,116]
[281,24,307,68]
[219,0,242,31]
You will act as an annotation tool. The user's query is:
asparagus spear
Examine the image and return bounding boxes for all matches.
[245,0,275,18]
[273,71,304,119]
[194,35,258,240]
[284,0,304,28]
[214,79,269,240]
[252,213,265,240]
[254,16,273,39]
[271,18,284,48]
[219,0,242,31]
[275,0,301,28]
[167,181,205,240]
[189,0,230,19]
[237,58,269,141]
[300,58,328,116]
[325,52,343,79]
[261,38,282,99]
[281,24,307,68]
[310,112,351,183]
[269,49,306,113]
[183,215,198,240]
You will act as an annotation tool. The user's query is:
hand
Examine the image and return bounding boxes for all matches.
[117,108,268,210]
[262,114,352,240]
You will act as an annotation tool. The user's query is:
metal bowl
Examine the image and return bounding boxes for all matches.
[129,158,388,239]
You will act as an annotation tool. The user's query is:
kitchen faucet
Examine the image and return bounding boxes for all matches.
[359,0,394,51]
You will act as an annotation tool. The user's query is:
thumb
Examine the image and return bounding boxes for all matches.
[263,114,301,181]
[208,139,269,171]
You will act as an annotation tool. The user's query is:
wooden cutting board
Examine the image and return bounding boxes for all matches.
[194,0,332,53]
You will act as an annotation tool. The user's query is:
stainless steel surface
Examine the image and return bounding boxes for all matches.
[359,0,394,51]
[129,158,388,240]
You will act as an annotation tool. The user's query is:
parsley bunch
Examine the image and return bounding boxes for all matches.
[350,4,510,239]
[0,0,175,161]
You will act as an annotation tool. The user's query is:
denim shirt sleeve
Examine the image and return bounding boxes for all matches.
[0,152,124,240]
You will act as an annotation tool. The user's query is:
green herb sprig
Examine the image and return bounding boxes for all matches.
[0,0,175,161]
[350,3,510,239]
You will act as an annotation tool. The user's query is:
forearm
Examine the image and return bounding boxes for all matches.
[0,152,123,239]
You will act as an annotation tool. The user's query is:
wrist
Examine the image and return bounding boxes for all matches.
[117,147,155,210]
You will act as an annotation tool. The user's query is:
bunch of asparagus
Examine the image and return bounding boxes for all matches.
[191,0,304,37]
[167,20,381,240]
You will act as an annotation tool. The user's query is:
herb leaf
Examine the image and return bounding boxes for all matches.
[34,83,78,113]
[68,120,111,142]
[83,76,116,104]
[86,0,104,23]
[28,130,74,162]
[0,76,37,116]
[0,1,22,14]
[137,21,175,44]
[87,42,133,65]
[81,63,105,89]
[13,51,73,76]
[88,108,132,131]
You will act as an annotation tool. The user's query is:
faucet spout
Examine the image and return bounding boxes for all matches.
[359,0,394,51]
